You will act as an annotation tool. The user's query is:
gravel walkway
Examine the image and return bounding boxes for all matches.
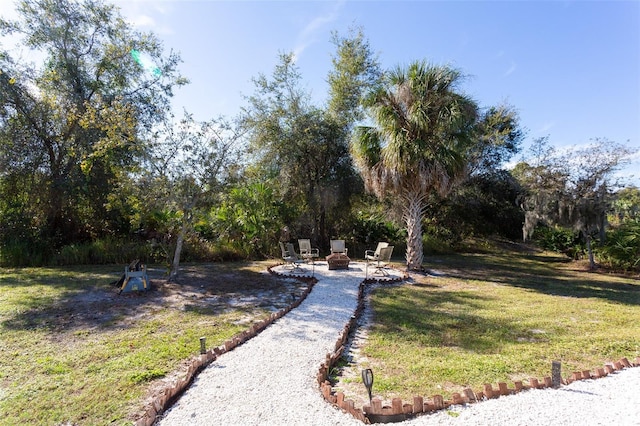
[158,261,640,426]
[406,367,640,426]
[158,261,375,426]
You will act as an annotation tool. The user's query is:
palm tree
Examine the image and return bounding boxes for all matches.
[352,60,478,270]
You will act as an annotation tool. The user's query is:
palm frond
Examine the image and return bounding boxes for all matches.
[356,59,479,209]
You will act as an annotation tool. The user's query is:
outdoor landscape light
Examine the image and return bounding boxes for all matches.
[361,368,374,402]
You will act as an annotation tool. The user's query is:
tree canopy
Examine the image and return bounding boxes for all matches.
[241,29,380,247]
[352,60,480,269]
[327,26,382,127]
[0,4,634,273]
[0,0,186,252]
[514,137,637,268]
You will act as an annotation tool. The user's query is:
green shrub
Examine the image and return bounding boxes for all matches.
[0,238,47,266]
[532,225,584,258]
[429,171,525,241]
[0,233,255,267]
[423,234,455,255]
[51,238,156,265]
[180,236,246,262]
[349,210,403,245]
[0,237,156,267]
[595,220,640,272]
[421,220,462,255]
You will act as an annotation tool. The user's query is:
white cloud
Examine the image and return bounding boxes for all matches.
[503,157,520,170]
[109,0,174,35]
[503,61,517,77]
[292,0,345,61]
[538,121,555,133]
[129,14,156,28]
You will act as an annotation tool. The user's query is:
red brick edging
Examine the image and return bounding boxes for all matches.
[317,271,640,423]
[136,264,640,425]
[135,264,316,426]
[317,269,408,422]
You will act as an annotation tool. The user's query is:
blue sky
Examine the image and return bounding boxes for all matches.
[2,0,639,184]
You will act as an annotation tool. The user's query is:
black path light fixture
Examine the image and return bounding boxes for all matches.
[361,368,374,402]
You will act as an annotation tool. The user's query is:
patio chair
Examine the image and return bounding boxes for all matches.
[298,239,319,263]
[365,242,389,264]
[279,241,303,271]
[329,239,348,256]
[372,245,394,276]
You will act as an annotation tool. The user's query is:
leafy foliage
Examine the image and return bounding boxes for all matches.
[595,219,640,272]
[469,105,524,174]
[532,225,583,259]
[611,186,640,224]
[327,26,382,126]
[210,180,286,258]
[343,195,405,255]
[135,112,243,277]
[242,52,363,247]
[431,170,525,241]
[514,137,638,268]
[0,0,186,256]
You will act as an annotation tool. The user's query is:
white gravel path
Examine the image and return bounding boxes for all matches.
[158,261,373,426]
[406,367,640,426]
[158,261,640,426]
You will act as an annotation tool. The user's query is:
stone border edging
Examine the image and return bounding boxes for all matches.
[135,264,317,426]
[136,264,640,425]
[317,268,409,423]
[317,270,640,424]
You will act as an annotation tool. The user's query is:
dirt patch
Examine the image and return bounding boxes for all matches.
[3,262,308,336]
[134,263,314,422]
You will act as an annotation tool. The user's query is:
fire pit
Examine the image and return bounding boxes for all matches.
[326,253,350,270]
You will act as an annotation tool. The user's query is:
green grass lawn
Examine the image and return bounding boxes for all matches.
[343,246,640,402]
[3,248,638,424]
[0,262,299,425]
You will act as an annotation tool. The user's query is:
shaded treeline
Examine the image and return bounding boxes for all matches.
[1,0,637,273]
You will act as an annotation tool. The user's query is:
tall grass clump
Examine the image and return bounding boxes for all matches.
[0,237,49,267]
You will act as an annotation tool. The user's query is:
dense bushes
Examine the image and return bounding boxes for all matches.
[0,166,635,272]
[0,234,249,268]
[529,220,640,273]
[0,237,151,267]
[595,220,640,272]
[532,226,584,259]
[347,200,404,247]
[426,171,525,245]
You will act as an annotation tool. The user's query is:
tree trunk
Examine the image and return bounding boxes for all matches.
[598,210,607,243]
[170,220,188,281]
[319,204,326,249]
[404,190,424,270]
[585,233,596,270]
